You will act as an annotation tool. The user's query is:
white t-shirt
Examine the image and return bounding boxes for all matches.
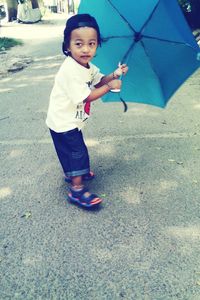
[46,56,104,132]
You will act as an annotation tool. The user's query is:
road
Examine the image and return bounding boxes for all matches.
[1,14,200,300]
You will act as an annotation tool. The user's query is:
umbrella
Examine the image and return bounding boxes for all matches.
[78,0,200,109]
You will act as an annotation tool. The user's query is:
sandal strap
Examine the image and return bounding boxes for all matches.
[69,187,99,205]
[69,187,88,197]
[81,193,99,204]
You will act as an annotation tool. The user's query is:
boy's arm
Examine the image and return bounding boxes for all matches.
[84,64,128,103]
[95,71,120,88]
[84,79,121,103]
[95,63,128,88]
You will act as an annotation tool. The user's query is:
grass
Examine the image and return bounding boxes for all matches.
[0,37,23,51]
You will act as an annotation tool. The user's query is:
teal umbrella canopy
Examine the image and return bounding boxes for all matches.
[78,0,200,108]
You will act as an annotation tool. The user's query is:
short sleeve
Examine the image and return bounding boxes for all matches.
[91,64,104,86]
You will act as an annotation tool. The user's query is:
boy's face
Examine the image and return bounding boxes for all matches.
[68,27,98,67]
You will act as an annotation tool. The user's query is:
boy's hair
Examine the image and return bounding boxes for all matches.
[62,14,101,56]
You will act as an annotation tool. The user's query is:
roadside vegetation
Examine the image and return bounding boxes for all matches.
[0,37,22,51]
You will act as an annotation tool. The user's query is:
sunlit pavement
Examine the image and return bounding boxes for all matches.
[1,14,200,300]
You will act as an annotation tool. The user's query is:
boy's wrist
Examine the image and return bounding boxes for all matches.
[105,82,112,90]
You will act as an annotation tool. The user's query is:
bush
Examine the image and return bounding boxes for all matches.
[0,37,23,51]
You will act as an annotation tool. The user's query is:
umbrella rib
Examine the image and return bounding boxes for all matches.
[121,41,136,64]
[107,0,136,33]
[140,39,165,101]
[102,35,133,42]
[143,35,194,46]
[140,1,160,33]
[140,2,197,49]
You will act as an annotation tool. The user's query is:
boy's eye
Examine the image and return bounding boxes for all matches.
[73,41,97,48]
[75,42,82,47]
[89,42,97,47]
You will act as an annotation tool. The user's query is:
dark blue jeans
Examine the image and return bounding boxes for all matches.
[50,128,90,177]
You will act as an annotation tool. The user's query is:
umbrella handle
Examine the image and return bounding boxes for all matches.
[110,72,122,93]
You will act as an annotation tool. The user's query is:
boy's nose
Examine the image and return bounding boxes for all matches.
[82,45,89,53]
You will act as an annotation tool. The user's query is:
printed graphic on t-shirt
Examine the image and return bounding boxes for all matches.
[75,101,90,122]
[86,81,92,88]
[74,78,93,122]
[84,101,91,116]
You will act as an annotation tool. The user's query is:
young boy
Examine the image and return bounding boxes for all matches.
[46,14,128,208]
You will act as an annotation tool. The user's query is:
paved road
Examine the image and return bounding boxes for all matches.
[1,14,200,300]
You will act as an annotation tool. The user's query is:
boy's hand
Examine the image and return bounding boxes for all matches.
[108,79,121,90]
[114,62,129,78]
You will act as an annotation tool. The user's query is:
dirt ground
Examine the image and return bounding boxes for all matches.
[0,13,68,77]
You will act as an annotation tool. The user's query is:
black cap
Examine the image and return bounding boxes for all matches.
[62,14,101,56]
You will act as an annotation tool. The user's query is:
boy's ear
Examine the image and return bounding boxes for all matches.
[62,42,70,56]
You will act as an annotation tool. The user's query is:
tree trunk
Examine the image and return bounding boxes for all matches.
[6,0,18,21]
[68,0,75,14]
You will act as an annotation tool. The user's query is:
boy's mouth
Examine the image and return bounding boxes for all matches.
[81,55,91,59]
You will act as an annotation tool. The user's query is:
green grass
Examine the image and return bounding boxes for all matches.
[0,37,23,51]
